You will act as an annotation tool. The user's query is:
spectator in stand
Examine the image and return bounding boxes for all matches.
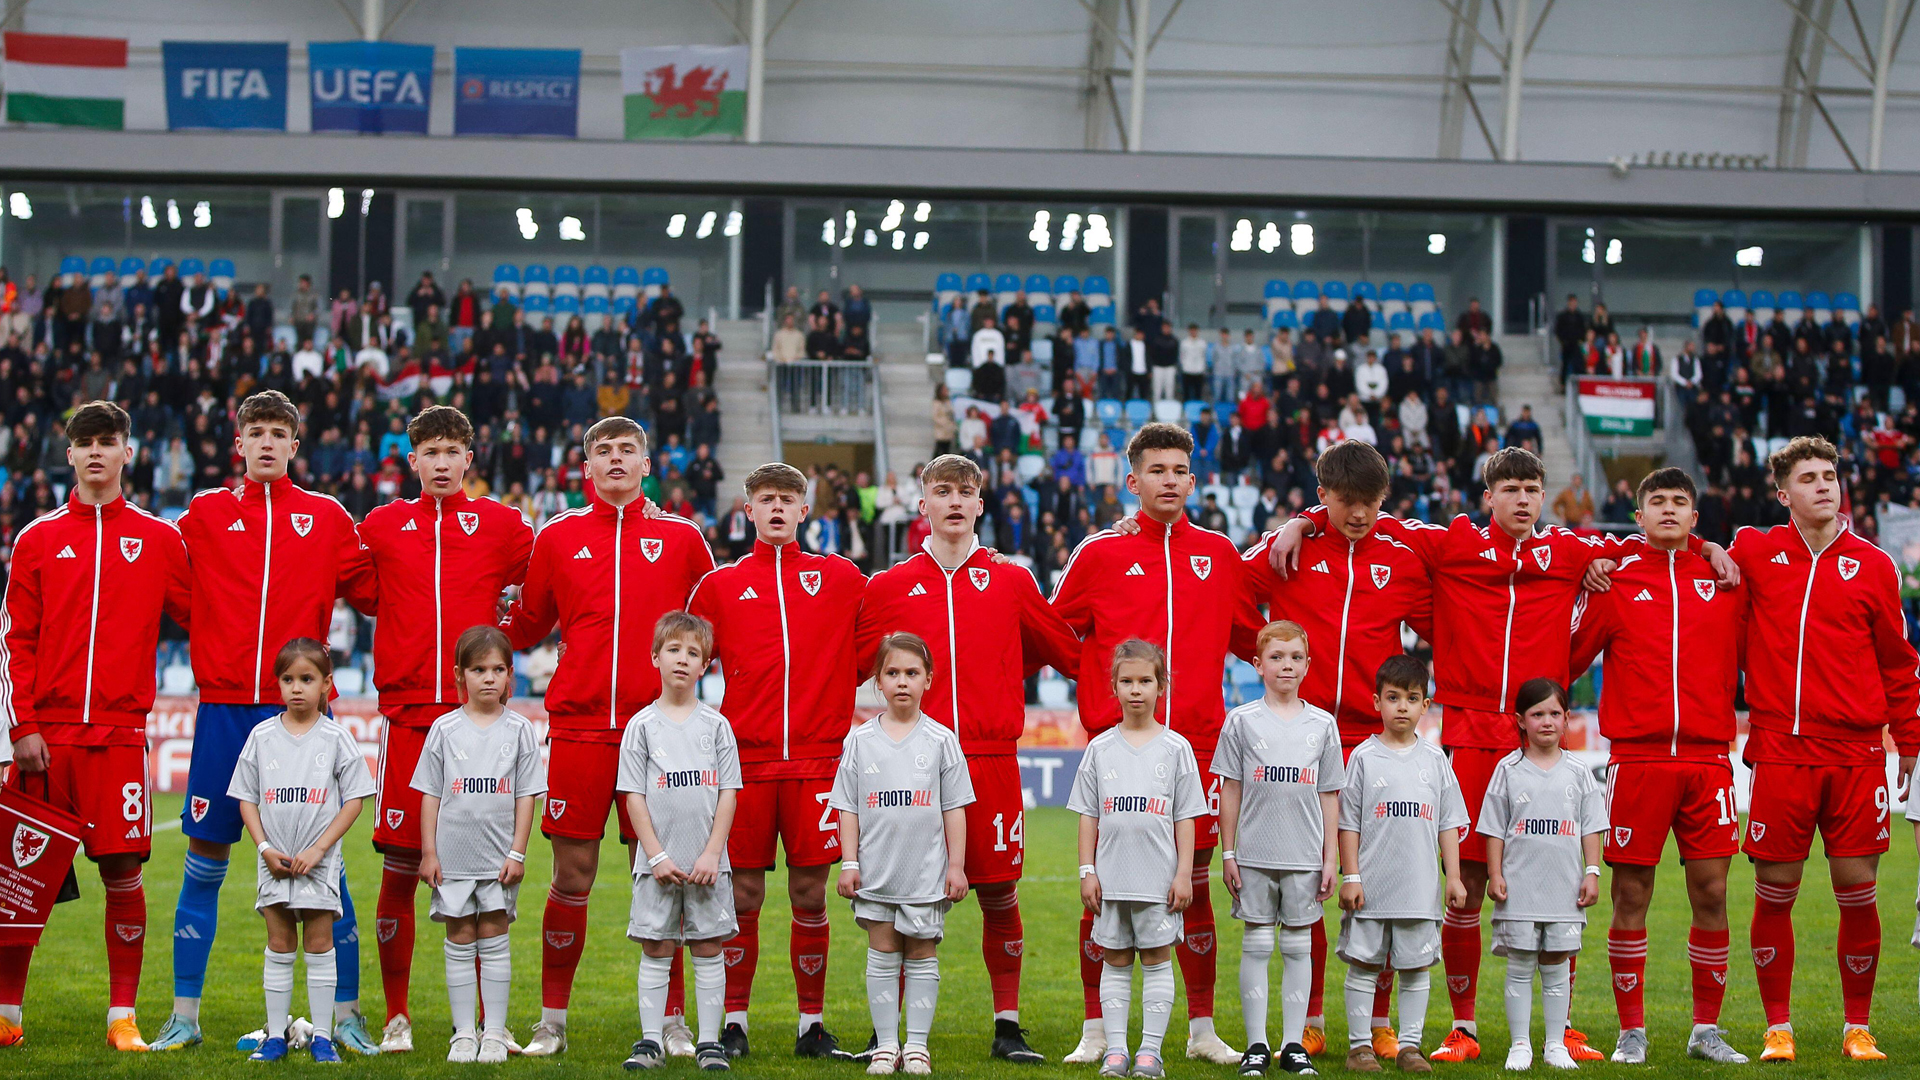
[1050,432,1087,488]
[1087,430,1121,488]
[1553,294,1589,386]
[1134,297,1168,338]
[1308,296,1339,343]
[1505,403,1542,450]
[1471,327,1503,403]
[1399,387,1430,450]
[1456,297,1491,339]
[1863,333,1896,410]
[1177,323,1210,401]
[775,284,805,330]
[1341,295,1372,346]
[841,323,872,360]
[809,288,840,332]
[804,313,840,360]
[1599,478,1636,524]
[1245,327,1278,392]
[842,284,871,334]
[1053,374,1087,440]
[407,271,445,329]
[1148,324,1179,401]
[972,316,1008,401]
[1552,473,1595,526]
[1356,349,1390,424]
[931,384,957,455]
[772,312,805,364]
[1621,327,1658,377]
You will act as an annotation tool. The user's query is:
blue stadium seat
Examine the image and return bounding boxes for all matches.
[1748,289,1775,313]
[522,294,550,315]
[1095,399,1123,427]
[1776,290,1803,311]
[994,273,1021,294]
[553,293,580,315]
[1322,281,1349,300]
[1693,288,1717,326]
[147,257,173,276]
[583,265,611,299]
[59,255,87,277]
[583,295,610,313]
[1024,274,1051,296]
[1083,275,1112,295]
[1183,400,1206,424]
[1417,311,1447,331]
[1721,289,1746,309]
[1124,400,1152,428]
[1291,280,1319,302]
[1032,304,1057,330]
[1153,400,1184,423]
[1352,281,1378,302]
[1271,309,1299,329]
[1053,274,1080,297]
[966,272,992,294]
[612,294,638,314]
[89,256,115,277]
[935,272,963,294]
[521,265,550,299]
[1264,279,1289,300]
[1408,283,1436,302]
[613,265,640,286]
[1381,282,1408,302]
[493,264,521,297]
[1388,310,1415,331]
[1089,307,1115,326]
[178,258,206,277]
[552,265,581,299]
[209,258,236,294]
[642,267,668,298]
[1835,291,1860,312]
[119,256,145,277]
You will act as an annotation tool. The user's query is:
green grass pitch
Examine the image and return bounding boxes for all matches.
[4,797,1917,1077]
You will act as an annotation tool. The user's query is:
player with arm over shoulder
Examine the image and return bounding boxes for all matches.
[1565,467,1749,1064]
[687,462,866,1061]
[854,453,1080,1064]
[1051,423,1261,1067]
[500,415,715,1058]
[0,401,191,1051]
[1727,436,1920,1062]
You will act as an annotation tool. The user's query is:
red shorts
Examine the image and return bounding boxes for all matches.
[962,756,1025,885]
[729,775,840,870]
[1743,761,1892,862]
[373,721,430,852]
[1446,746,1508,863]
[10,743,151,860]
[1602,758,1740,865]
[542,738,637,843]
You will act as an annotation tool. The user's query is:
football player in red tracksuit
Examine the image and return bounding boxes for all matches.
[0,402,191,1051]
[1239,441,1431,1057]
[687,462,866,1061]
[501,416,713,1058]
[1269,445,1730,1063]
[1729,437,1920,1063]
[1566,468,1749,1065]
[340,405,533,1053]
[153,389,375,1054]
[855,453,1081,1063]
[1050,423,1261,1066]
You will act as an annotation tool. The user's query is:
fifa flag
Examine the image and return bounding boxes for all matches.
[2,31,126,130]
[1577,378,1657,436]
[0,786,84,946]
[163,41,289,131]
[620,45,747,139]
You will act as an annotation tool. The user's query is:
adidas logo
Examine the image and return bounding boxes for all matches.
[55,545,75,559]
[739,586,759,600]
[1633,589,1653,601]
[865,763,881,774]
[1125,563,1144,576]
[573,546,592,560]
[1310,560,1330,574]
[1480,548,1499,561]
[1772,552,1789,565]
[1252,739,1269,750]
[125,825,142,839]
[228,519,245,532]
[907,583,927,597]
[401,520,417,532]
[175,925,203,940]
[1103,769,1119,781]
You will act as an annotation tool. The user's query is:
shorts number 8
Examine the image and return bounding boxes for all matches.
[121,782,145,822]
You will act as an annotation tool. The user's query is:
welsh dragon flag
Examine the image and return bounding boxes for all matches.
[620,45,747,139]
[3,31,126,129]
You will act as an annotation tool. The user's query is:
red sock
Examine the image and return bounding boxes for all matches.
[1687,927,1729,1026]
[1566,954,1579,1026]
[1834,881,1880,1027]
[375,853,419,1023]
[1373,969,1395,1024]
[724,909,760,1014]
[1750,880,1798,1027]
[666,950,686,1019]
[1307,918,1327,1020]
[1607,928,1648,1029]
[540,887,590,1010]
[0,944,29,1008]
[1175,865,1217,1019]
[1441,906,1482,1023]
[100,867,145,1012]
[977,885,1024,1015]
[791,904,830,1016]
[1080,909,1103,1020]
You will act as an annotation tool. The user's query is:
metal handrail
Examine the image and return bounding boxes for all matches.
[767,359,785,458]
[769,358,876,416]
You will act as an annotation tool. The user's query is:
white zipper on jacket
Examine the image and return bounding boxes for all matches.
[1163,525,1175,723]
[938,556,961,740]
[432,498,444,703]
[82,504,102,724]
[1790,528,1831,734]
[254,484,273,703]
[775,543,791,757]
[610,505,624,729]
[1666,549,1680,756]
[1334,538,1356,721]
[1497,532,1521,709]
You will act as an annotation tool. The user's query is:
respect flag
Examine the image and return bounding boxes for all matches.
[3,31,126,130]
[1576,378,1656,436]
[620,45,747,139]
[0,786,83,947]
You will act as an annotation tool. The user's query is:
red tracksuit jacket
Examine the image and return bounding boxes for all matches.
[855,539,1082,757]
[503,500,714,737]
[178,476,366,705]
[345,491,534,721]
[1730,522,1920,757]
[1568,545,1745,761]
[1240,524,1433,747]
[688,539,864,779]
[1050,511,1260,756]
[1306,509,1670,748]
[1,493,192,744]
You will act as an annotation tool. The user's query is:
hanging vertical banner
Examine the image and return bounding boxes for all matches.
[163,41,288,131]
[453,47,579,137]
[619,45,748,139]
[308,40,433,134]
[2,31,126,129]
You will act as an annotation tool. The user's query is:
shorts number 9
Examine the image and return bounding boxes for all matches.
[1875,785,1890,823]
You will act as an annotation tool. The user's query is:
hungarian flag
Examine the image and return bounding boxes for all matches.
[619,45,747,139]
[3,31,126,130]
